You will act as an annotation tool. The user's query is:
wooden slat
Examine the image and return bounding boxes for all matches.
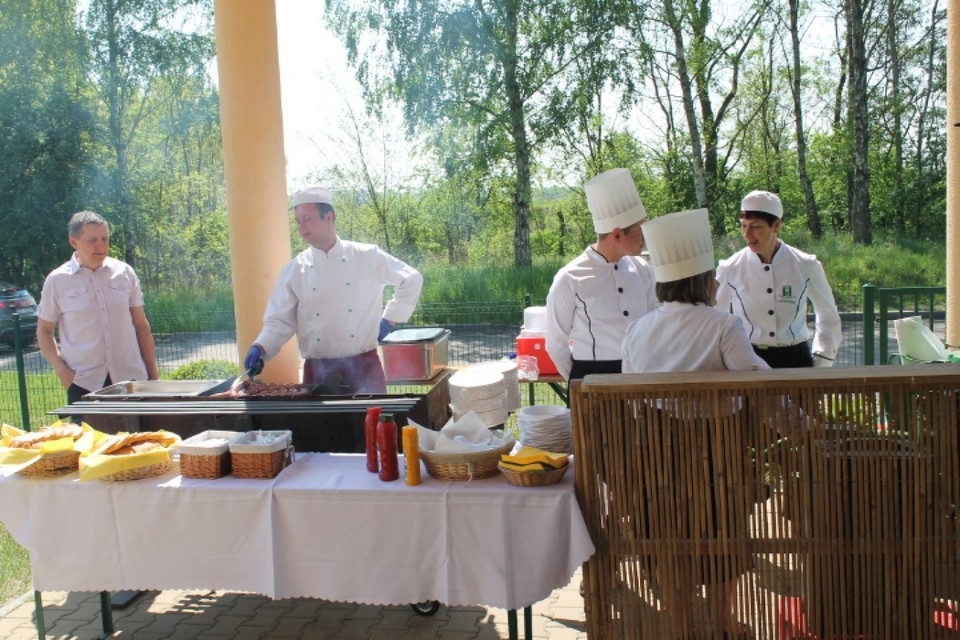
[572,370,960,639]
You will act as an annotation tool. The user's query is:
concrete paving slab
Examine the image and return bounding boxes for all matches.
[0,569,586,639]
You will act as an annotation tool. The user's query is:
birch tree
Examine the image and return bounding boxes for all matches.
[325,0,622,267]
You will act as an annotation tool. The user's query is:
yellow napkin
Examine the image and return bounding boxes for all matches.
[0,421,95,472]
[79,430,180,481]
[79,448,173,481]
[500,446,569,472]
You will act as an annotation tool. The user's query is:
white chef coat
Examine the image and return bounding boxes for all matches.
[254,238,422,360]
[37,255,149,391]
[622,302,769,374]
[715,242,842,360]
[545,247,658,380]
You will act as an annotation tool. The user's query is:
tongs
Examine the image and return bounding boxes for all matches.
[230,362,264,394]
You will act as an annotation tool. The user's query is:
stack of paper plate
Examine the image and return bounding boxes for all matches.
[470,360,521,412]
[449,368,509,427]
[517,404,572,454]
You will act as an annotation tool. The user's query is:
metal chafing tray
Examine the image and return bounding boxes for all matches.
[83,379,225,399]
[379,327,450,382]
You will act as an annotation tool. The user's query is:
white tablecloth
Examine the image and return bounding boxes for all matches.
[0,453,594,609]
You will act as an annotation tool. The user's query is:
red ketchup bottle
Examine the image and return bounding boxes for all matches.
[365,407,382,473]
[377,413,400,481]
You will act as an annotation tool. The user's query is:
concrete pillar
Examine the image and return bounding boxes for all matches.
[948,0,960,348]
[213,0,298,381]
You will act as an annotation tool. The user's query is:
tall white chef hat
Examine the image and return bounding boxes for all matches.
[292,185,334,207]
[740,190,783,219]
[584,168,647,234]
[642,208,714,283]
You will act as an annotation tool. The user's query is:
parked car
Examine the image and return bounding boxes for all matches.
[0,280,38,348]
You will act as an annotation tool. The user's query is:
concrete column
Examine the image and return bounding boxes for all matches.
[948,0,959,348]
[213,0,298,381]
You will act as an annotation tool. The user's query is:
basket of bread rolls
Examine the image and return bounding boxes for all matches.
[80,430,181,481]
[1,421,92,477]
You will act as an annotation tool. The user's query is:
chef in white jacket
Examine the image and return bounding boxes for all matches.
[243,185,423,393]
[715,190,841,368]
[545,168,657,381]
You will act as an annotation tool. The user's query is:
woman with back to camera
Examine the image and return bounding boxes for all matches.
[622,208,768,640]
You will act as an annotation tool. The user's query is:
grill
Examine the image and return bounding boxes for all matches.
[55,372,451,453]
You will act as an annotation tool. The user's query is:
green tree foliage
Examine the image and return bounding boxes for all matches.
[81,0,217,268]
[0,0,949,299]
[325,0,623,268]
[0,0,92,291]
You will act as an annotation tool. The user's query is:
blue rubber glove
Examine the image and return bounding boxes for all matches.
[378,318,393,341]
[244,345,264,376]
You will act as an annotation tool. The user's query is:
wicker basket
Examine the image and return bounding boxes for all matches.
[228,430,294,479]
[100,459,173,482]
[181,452,231,479]
[179,430,241,479]
[419,440,514,481]
[498,463,568,487]
[231,446,294,479]
[17,450,81,478]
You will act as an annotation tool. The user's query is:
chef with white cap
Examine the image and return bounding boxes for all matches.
[544,168,658,381]
[715,190,841,368]
[622,208,768,373]
[243,185,423,393]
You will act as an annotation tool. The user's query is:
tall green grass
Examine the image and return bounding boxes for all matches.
[0,371,65,430]
[146,285,236,333]
[139,236,946,322]
[420,262,566,304]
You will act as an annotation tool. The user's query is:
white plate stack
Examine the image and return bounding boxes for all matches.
[518,404,573,454]
[470,360,521,412]
[448,368,509,427]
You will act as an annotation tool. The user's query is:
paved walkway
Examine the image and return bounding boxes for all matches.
[0,570,586,640]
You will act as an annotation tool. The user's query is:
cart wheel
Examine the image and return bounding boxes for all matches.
[410,600,440,616]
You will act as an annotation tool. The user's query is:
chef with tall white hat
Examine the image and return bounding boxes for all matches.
[622,208,768,373]
[545,168,657,381]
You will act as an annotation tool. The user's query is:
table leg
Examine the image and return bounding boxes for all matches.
[99,591,115,636]
[33,591,113,640]
[33,591,44,640]
[549,382,569,407]
[507,607,534,640]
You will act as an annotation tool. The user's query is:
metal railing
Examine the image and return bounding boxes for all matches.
[0,294,878,429]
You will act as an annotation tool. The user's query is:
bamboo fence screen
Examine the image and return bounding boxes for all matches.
[571,364,960,639]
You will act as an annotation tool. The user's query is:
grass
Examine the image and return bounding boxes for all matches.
[0,523,30,606]
[0,371,69,431]
[135,234,946,320]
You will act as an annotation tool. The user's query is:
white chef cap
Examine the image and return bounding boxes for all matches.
[584,168,647,233]
[642,208,714,283]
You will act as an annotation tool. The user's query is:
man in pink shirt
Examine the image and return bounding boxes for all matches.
[37,211,159,407]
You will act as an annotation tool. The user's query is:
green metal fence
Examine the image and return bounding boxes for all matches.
[1,293,876,429]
